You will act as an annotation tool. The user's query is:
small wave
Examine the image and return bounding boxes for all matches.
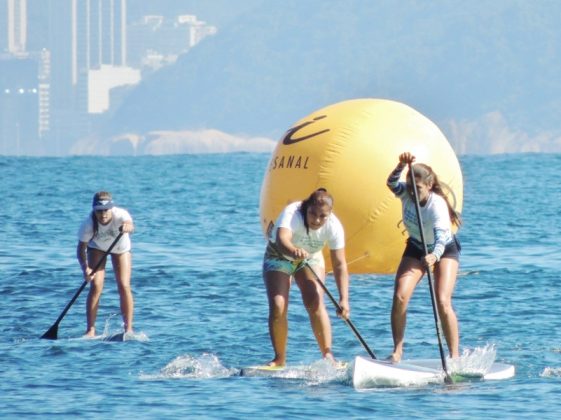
[540,367,561,377]
[94,314,149,341]
[106,331,149,342]
[126,331,149,341]
[140,353,237,380]
[447,343,497,376]
[306,359,351,384]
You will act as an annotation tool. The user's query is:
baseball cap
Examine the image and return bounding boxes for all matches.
[92,191,115,211]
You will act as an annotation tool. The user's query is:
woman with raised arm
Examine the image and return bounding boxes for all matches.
[386,153,462,363]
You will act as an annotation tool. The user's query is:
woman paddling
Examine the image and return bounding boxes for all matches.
[386,152,462,363]
[263,188,350,367]
[76,191,135,337]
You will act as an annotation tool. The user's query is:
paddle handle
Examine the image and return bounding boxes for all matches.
[304,262,377,360]
[408,163,452,382]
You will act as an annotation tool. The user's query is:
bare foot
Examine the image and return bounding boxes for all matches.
[83,329,96,338]
[267,358,285,368]
[386,352,401,364]
[321,352,347,369]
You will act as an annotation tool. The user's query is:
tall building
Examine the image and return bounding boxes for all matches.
[0,0,42,155]
[80,0,127,70]
[6,0,27,55]
[37,48,50,138]
[127,14,217,71]
[0,56,39,155]
[189,18,217,49]
[47,0,135,153]
[47,2,82,153]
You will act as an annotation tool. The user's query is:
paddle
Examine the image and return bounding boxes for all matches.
[408,163,453,384]
[41,231,124,340]
[303,262,378,359]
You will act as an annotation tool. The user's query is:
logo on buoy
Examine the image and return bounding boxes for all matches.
[282,115,330,145]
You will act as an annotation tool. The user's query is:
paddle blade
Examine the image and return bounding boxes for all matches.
[41,324,58,340]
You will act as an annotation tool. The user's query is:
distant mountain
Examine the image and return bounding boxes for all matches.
[104,0,561,154]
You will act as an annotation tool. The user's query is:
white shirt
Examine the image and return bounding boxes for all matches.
[387,163,454,258]
[270,201,345,254]
[77,207,133,254]
[399,191,453,255]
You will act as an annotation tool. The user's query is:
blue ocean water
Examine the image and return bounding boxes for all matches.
[1,153,561,418]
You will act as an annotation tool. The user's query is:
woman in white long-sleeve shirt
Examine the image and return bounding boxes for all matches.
[386,152,462,363]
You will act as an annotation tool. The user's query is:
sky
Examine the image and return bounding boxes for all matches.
[4,0,561,156]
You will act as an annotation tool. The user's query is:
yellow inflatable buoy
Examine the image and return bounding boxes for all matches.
[259,98,463,274]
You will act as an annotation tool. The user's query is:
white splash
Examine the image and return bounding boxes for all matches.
[98,314,149,341]
[540,367,561,377]
[140,353,237,380]
[447,343,497,376]
[299,359,350,385]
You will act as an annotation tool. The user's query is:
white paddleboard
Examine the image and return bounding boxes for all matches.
[352,355,515,388]
[84,332,127,342]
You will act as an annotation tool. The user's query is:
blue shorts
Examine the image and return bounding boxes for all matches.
[403,236,461,262]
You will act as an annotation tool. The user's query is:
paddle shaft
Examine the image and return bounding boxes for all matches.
[408,163,452,382]
[41,231,124,339]
[304,262,377,359]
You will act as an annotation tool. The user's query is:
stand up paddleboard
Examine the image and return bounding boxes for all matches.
[102,332,127,342]
[352,355,515,388]
[85,332,128,342]
[240,362,348,378]
[240,365,287,377]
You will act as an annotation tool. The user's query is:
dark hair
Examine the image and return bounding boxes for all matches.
[299,188,334,234]
[407,164,462,227]
[90,212,99,237]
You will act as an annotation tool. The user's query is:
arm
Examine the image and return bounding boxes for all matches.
[117,208,134,233]
[275,227,309,261]
[423,228,447,268]
[424,202,453,267]
[120,220,134,233]
[387,152,415,195]
[330,248,350,320]
[76,241,94,282]
[386,162,406,195]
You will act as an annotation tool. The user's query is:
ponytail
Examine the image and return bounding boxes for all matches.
[410,164,462,227]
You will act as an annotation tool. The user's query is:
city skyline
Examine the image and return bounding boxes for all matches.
[2,1,561,156]
[0,0,217,155]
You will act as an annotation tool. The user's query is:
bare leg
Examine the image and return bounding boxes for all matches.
[295,266,334,360]
[85,249,107,337]
[264,270,291,366]
[434,258,460,358]
[390,257,424,363]
[112,252,134,333]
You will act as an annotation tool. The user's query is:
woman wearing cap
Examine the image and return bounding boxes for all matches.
[263,188,350,367]
[77,191,135,337]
